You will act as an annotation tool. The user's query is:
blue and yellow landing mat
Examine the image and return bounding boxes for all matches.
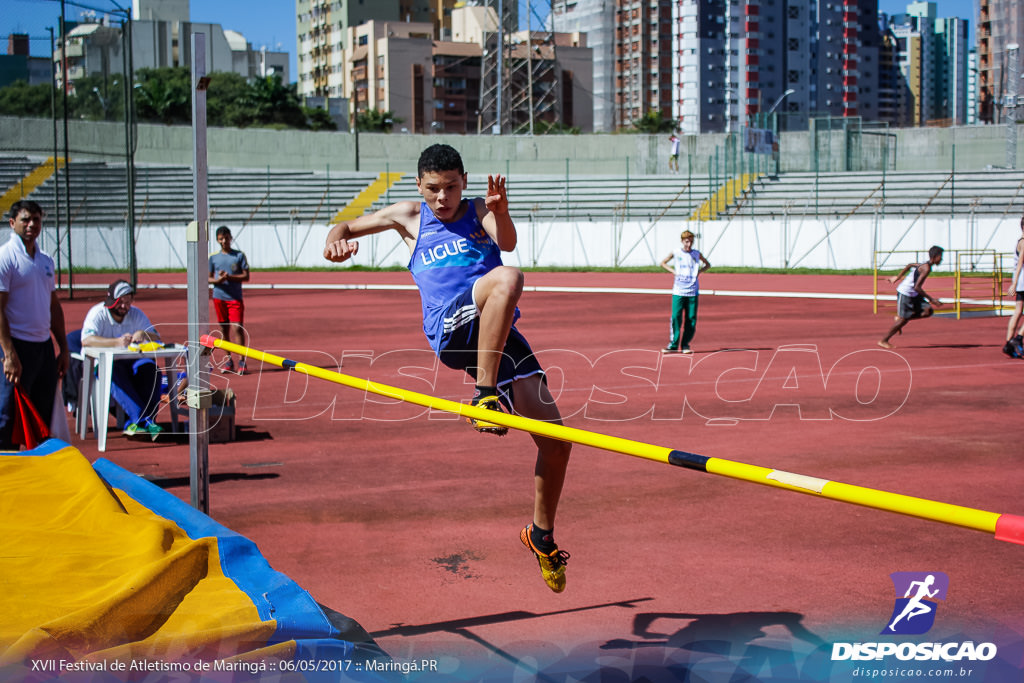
[0,440,388,682]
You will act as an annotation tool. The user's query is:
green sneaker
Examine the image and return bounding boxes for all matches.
[123,423,141,437]
[146,422,164,441]
[467,394,508,436]
[520,524,569,593]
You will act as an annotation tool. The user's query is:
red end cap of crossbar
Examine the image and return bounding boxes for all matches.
[995,514,1024,546]
[199,334,217,349]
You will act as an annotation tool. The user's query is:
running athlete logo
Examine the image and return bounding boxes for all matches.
[882,572,949,635]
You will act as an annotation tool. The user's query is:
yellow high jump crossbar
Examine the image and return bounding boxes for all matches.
[200,336,1024,547]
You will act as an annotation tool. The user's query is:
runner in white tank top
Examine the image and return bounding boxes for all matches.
[1003,215,1024,358]
[879,246,944,349]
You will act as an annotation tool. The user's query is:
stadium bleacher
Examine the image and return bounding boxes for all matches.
[3,155,1023,229]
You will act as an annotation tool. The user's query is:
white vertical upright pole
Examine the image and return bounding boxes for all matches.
[189,33,211,513]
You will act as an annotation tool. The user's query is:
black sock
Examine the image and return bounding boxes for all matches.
[474,385,497,400]
[530,524,556,553]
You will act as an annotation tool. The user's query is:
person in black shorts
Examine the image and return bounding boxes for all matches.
[323,144,571,593]
[1004,216,1024,358]
[879,246,944,349]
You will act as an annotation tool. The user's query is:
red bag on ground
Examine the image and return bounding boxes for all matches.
[10,386,51,450]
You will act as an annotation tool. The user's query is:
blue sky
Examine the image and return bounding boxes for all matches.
[7,0,979,84]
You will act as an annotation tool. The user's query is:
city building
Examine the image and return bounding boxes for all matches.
[877,26,903,125]
[552,0,615,131]
[887,2,968,126]
[296,0,461,99]
[343,19,478,133]
[615,0,673,131]
[1,33,52,88]
[977,0,1024,124]
[52,0,287,88]
[668,0,880,135]
[967,46,978,125]
[297,0,402,98]
[335,13,592,134]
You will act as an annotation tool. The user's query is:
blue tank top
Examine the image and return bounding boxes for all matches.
[408,200,505,349]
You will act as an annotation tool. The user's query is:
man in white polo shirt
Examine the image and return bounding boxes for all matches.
[0,200,69,449]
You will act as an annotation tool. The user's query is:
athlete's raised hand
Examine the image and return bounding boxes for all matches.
[485,174,508,216]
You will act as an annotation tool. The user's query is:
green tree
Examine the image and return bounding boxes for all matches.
[0,68,337,132]
[0,80,60,118]
[533,120,580,135]
[133,66,191,124]
[303,105,337,131]
[69,73,127,121]
[206,71,250,127]
[237,74,306,128]
[356,108,402,132]
[631,109,676,134]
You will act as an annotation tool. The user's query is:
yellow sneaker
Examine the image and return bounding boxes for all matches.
[520,524,569,593]
[467,394,508,436]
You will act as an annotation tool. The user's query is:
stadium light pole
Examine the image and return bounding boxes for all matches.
[767,89,794,177]
[767,88,795,116]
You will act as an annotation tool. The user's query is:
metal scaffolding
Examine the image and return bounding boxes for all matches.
[478,0,559,135]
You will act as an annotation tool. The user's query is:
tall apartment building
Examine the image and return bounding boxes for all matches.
[890,22,923,126]
[615,0,673,130]
[297,0,403,98]
[553,0,615,131]
[967,47,978,125]
[334,12,591,134]
[296,0,478,98]
[803,0,882,128]
[978,0,1024,124]
[933,15,969,125]
[668,0,879,134]
[887,3,968,126]
[888,3,966,125]
[877,27,901,124]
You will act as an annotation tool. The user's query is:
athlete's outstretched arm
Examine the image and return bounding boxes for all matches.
[324,201,419,263]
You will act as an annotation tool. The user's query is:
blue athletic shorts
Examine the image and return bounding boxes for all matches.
[435,284,544,410]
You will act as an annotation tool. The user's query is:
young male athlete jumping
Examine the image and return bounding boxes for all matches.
[323,144,572,592]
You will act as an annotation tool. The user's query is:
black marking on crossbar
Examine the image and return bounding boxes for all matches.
[668,450,709,471]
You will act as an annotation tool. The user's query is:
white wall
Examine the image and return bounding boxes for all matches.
[42,215,1022,272]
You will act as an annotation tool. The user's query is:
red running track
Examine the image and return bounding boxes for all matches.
[59,271,1024,681]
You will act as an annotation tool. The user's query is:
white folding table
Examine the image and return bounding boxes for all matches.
[78,344,186,451]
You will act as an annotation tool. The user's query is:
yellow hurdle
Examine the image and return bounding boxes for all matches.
[199,335,1024,547]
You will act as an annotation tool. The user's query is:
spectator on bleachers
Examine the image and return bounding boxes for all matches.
[0,200,69,449]
[209,225,250,374]
[668,134,680,174]
[81,280,164,440]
